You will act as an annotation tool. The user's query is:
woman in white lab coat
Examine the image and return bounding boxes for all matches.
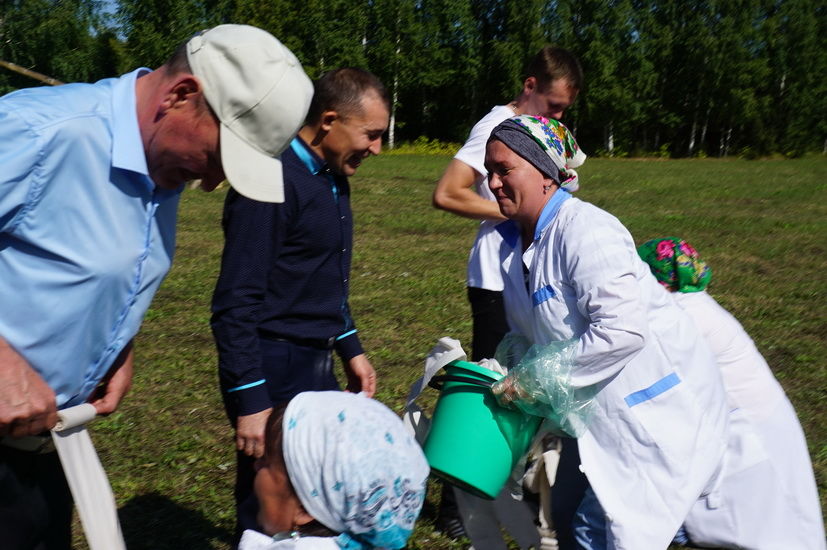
[484,115,729,549]
[637,237,825,549]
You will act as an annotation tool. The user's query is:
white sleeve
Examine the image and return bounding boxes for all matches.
[454,106,512,177]
[560,207,648,388]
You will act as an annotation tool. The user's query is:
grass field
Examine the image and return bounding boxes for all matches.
[85,155,826,549]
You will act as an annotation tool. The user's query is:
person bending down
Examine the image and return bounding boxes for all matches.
[239,391,429,550]
[637,237,825,549]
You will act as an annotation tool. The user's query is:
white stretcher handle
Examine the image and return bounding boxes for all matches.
[54,403,97,431]
[51,403,127,550]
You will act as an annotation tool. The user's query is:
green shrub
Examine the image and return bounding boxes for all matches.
[384,136,461,156]
[739,146,760,160]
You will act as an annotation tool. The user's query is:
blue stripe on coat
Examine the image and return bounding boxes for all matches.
[624,372,682,407]
[532,285,556,306]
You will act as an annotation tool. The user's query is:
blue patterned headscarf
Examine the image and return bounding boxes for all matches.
[283,392,429,549]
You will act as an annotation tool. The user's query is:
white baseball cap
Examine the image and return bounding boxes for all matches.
[187,25,313,203]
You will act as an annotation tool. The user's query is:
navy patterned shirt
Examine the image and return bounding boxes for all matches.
[211,137,363,415]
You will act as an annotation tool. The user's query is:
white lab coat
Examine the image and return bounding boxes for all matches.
[497,196,729,549]
[676,291,826,549]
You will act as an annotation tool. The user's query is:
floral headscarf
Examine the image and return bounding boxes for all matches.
[283,392,429,549]
[489,115,587,192]
[637,237,712,293]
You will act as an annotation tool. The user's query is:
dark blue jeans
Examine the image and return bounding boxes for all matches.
[228,338,339,546]
[0,445,73,550]
[468,287,509,362]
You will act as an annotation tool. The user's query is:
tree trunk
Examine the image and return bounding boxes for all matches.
[688,118,697,157]
[723,127,732,157]
[388,34,401,150]
[606,121,614,153]
[389,72,398,149]
[700,106,710,154]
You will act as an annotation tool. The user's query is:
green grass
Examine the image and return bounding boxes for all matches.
[83,156,826,549]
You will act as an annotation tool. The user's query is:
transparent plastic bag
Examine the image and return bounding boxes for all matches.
[492,334,596,437]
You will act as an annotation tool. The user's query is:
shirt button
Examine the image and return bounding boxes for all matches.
[340,216,345,220]
[342,248,347,253]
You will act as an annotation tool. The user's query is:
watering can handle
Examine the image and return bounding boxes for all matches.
[427,374,496,391]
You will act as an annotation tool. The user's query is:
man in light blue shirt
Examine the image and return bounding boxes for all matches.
[0,24,313,549]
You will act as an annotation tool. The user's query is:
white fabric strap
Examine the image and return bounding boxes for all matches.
[404,337,467,409]
[51,404,127,550]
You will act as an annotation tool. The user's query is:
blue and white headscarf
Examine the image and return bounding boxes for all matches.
[283,391,429,549]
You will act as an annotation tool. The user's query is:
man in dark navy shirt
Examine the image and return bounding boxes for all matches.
[210,68,389,541]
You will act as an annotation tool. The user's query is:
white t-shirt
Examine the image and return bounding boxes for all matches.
[453,105,514,291]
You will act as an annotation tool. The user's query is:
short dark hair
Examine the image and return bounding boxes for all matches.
[524,46,583,92]
[163,41,192,75]
[161,40,214,115]
[305,68,389,125]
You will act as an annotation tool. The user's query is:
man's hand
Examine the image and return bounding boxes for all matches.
[236,408,273,458]
[343,354,376,398]
[0,337,57,437]
[88,342,135,415]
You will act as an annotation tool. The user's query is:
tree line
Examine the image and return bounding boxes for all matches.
[1,0,824,157]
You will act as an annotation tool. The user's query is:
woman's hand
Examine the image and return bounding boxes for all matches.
[491,375,530,408]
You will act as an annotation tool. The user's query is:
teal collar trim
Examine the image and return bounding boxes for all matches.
[290,137,324,175]
[534,189,571,240]
[496,220,521,249]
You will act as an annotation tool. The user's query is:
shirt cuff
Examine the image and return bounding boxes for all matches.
[335,330,364,362]
[224,379,272,417]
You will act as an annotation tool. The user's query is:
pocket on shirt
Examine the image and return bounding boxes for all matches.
[623,371,708,468]
[533,282,584,340]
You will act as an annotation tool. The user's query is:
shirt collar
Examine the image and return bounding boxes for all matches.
[495,189,572,250]
[111,68,151,177]
[496,220,521,249]
[533,189,571,240]
[290,136,328,175]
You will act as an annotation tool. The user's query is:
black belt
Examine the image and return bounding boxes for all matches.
[261,333,336,350]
